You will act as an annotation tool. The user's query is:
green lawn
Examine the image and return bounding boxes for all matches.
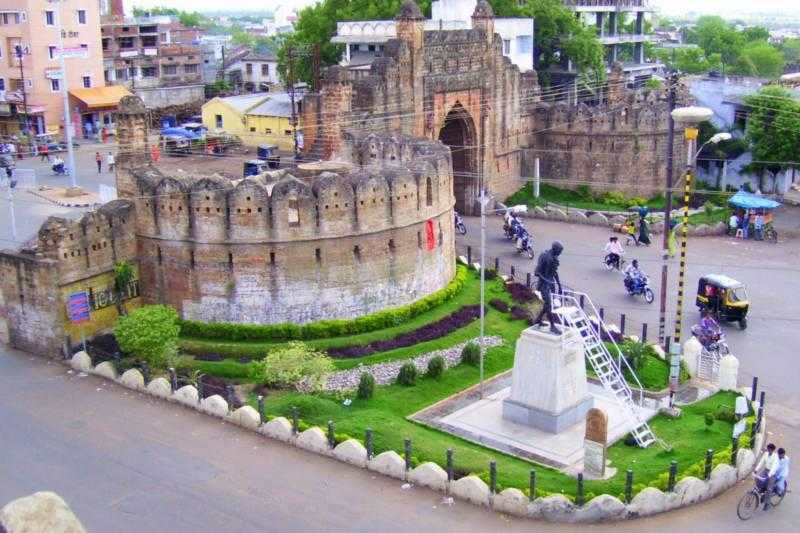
[506,183,665,214]
[587,351,689,392]
[687,206,731,226]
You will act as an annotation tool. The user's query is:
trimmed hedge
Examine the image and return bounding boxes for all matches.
[179,265,468,342]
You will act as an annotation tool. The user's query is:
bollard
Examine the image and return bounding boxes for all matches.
[759,391,765,410]
[665,336,671,355]
[467,246,472,265]
[291,406,299,435]
[529,469,536,501]
[579,294,585,309]
[620,313,626,334]
[168,367,177,392]
[526,272,531,288]
[625,469,633,503]
[257,395,264,424]
[510,265,515,279]
[226,384,236,408]
[196,376,204,404]
[704,449,714,480]
[404,438,412,470]
[750,376,758,402]
[140,362,150,383]
[576,473,585,506]
[750,419,757,449]
[365,428,373,459]
[327,420,336,448]
[731,436,739,466]
[489,461,497,494]
[641,323,648,343]
[446,449,454,482]
[494,257,499,271]
[668,461,678,491]
[599,307,605,320]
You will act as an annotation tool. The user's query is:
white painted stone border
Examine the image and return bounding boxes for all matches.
[64,352,767,523]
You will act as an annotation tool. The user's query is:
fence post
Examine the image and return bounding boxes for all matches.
[494,257,499,271]
[526,272,531,288]
[467,246,472,265]
[510,265,515,280]
[196,376,204,405]
[665,336,671,355]
[620,313,626,335]
[225,384,235,408]
[731,436,739,466]
[489,461,497,494]
[599,307,605,320]
[579,294,585,309]
[529,469,536,501]
[750,376,758,402]
[168,367,177,392]
[327,420,336,448]
[668,461,678,491]
[625,469,633,503]
[404,438,412,470]
[759,391,766,409]
[704,449,714,480]
[257,395,264,424]
[446,448,454,482]
[291,406,299,435]
[365,428,373,459]
[576,473,584,506]
[641,323,648,343]
[140,362,150,384]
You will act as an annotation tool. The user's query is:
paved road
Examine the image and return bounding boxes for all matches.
[1,347,797,532]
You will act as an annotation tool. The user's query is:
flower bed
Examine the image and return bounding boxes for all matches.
[326,305,482,358]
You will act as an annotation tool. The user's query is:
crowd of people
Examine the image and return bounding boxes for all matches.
[729,209,772,241]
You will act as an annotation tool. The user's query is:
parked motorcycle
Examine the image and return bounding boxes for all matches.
[624,274,654,303]
[454,212,467,235]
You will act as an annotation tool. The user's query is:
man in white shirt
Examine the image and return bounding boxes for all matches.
[604,236,624,269]
[755,443,779,508]
[775,447,790,497]
[106,152,115,172]
[729,213,739,235]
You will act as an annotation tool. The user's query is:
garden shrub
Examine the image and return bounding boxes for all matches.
[489,298,509,312]
[327,305,481,358]
[461,342,481,366]
[704,413,715,428]
[115,305,180,370]
[627,196,647,208]
[396,363,417,386]
[505,282,535,303]
[482,268,498,280]
[426,355,445,379]
[249,342,334,391]
[715,405,736,423]
[510,305,529,321]
[179,265,468,342]
[619,340,651,371]
[357,372,375,399]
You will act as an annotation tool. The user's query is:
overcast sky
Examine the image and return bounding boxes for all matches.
[127,0,798,17]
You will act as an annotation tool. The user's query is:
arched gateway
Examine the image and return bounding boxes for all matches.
[438,104,478,214]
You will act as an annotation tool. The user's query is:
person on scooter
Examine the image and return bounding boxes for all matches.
[604,236,624,269]
[52,156,65,175]
[623,259,643,291]
[517,228,533,254]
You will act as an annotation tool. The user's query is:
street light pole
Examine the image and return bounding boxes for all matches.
[479,182,486,399]
[54,1,77,188]
[658,72,677,346]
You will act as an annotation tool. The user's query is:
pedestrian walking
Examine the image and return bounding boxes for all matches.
[106,152,115,172]
[95,151,102,174]
[741,210,750,239]
[39,143,49,162]
[754,212,764,240]
[151,144,161,162]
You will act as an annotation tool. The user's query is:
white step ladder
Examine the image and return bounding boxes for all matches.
[552,289,659,448]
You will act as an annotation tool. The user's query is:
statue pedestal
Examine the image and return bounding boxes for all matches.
[502,326,593,433]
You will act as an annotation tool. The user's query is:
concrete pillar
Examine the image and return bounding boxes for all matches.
[636,12,644,35]
[611,44,618,63]
[720,160,728,191]
[596,12,605,37]
[635,42,644,63]
[609,12,618,36]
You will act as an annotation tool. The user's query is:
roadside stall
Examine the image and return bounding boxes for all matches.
[727,190,781,242]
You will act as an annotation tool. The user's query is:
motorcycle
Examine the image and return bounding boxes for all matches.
[52,162,67,176]
[504,219,522,240]
[690,324,730,355]
[624,274,654,303]
[454,212,467,235]
[516,231,535,259]
[602,253,627,271]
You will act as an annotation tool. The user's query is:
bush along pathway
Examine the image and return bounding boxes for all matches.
[308,337,504,392]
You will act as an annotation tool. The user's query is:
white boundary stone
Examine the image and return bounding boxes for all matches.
[70,351,92,372]
[588,212,609,226]
[146,377,172,398]
[708,464,738,496]
[627,487,666,517]
[200,394,229,418]
[296,427,330,454]
[532,494,576,522]
[333,439,368,468]
[231,406,260,430]
[492,487,528,516]
[569,211,588,224]
[450,475,490,507]
[260,417,293,442]
[367,450,406,480]
[0,491,87,533]
[548,208,568,221]
[173,385,199,406]
[736,448,756,479]
[674,477,707,505]
[408,462,448,492]
[575,494,626,522]
[533,206,547,218]
[119,369,145,390]
[92,361,117,380]
[718,355,739,391]
[458,255,469,265]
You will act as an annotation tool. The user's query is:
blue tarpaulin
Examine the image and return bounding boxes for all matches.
[728,190,781,210]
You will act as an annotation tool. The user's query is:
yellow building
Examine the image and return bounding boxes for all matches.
[201,92,299,152]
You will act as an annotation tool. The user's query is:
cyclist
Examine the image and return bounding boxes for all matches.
[775,448,790,497]
[754,443,780,509]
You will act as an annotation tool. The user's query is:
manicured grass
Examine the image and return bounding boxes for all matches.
[507,183,665,213]
[587,351,689,392]
[687,206,731,226]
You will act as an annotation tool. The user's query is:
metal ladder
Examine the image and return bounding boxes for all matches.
[552,289,658,448]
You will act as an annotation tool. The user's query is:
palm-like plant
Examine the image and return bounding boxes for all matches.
[113,261,134,316]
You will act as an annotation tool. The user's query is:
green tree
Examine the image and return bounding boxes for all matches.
[653,47,720,74]
[733,42,785,78]
[115,305,180,369]
[178,11,204,28]
[250,342,334,391]
[744,86,800,191]
[741,26,770,43]
[780,38,800,64]
[112,261,134,316]
[686,16,744,67]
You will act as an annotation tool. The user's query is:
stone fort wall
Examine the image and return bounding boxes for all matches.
[130,130,457,324]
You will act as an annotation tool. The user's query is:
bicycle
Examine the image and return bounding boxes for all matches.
[737,476,786,520]
[763,224,778,244]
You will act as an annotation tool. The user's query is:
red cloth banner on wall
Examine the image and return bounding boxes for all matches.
[425,219,436,250]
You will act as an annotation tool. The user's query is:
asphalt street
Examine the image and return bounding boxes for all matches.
[1,347,797,532]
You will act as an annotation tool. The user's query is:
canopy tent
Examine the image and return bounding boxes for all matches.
[69,86,132,110]
[728,190,781,210]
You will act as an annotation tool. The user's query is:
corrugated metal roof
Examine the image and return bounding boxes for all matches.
[216,93,271,113]
[246,93,293,118]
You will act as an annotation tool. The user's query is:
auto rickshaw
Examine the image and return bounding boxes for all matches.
[695,274,749,329]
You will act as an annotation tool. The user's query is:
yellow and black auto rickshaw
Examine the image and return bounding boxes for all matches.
[696,274,749,329]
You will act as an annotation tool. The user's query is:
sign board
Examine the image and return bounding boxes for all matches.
[143,48,158,56]
[733,419,747,438]
[120,50,139,58]
[57,47,88,59]
[67,291,91,324]
[668,347,681,392]
[583,439,606,477]
[99,184,117,203]
[45,69,63,80]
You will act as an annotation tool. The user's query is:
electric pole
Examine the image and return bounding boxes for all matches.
[54,0,77,188]
[286,45,299,160]
[14,45,30,135]
[658,71,678,347]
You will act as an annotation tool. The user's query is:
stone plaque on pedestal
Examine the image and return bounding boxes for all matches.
[583,408,608,477]
[502,326,593,433]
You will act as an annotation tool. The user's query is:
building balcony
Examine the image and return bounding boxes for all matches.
[563,0,654,12]
[599,33,653,45]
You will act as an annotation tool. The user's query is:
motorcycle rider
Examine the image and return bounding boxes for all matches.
[696,309,721,348]
[604,236,624,269]
[623,259,643,291]
[517,228,533,254]
[454,211,465,231]
[52,156,65,175]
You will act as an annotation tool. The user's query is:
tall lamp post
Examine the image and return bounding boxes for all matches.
[668,106,730,403]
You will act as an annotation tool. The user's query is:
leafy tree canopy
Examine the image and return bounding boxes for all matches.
[780,38,800,64]
[115,305,180,369]
[735,42,786,79]
[132,6,207,28]
[744,86,800,186]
